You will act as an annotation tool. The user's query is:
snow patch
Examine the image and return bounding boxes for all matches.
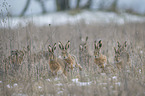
[57,91,63,94]
[54,77,60,81]
[72,78,79,83]
[115,82,121,86]
[56,83,63,86]
[72,78,91,86]
[46,78,51,81]
[1,10,145,28]
[139,69,142,74]
[127,70,130,73]
[77,81,92,86]
[112,76,117,80]
[140,50,143,54]
[13,83,18,87]
[12,93,28,96]
[99,83,107,85]
[7,84,12,88]
[58,55,62,59]
[38,86,42,89]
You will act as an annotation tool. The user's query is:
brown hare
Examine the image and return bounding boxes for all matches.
[79,36,91,66]
[58,41,82,71]
[114,41,130,69]
[94,40,107,70]
[2,45,29,72]
[48,43,68,77]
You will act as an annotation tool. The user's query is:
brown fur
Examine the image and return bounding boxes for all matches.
[2,46,29,72]
[114,41,131,69]
[48,43,68,76]
[58,41,82,71]
[94,40,107,70]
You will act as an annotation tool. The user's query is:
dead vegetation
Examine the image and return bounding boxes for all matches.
[0,21,145,96]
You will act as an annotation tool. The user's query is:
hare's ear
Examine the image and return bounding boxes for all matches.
[65,40,70,50]
[27,45,30,51]
[11,51,14,55]
[98,40,102,48]
[114,47,117,53]
[48,45,52,52]
[15,50,18,56]
[52,43,57,52]
[124,41,127,47]
[121,41,127,50]
[86,36,88,42]
[79,45,83,51]
[94,41,97,49]
[58,41,64,50]
[117,41,121,48]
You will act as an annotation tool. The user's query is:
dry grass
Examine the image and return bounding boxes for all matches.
[0,21,145,96]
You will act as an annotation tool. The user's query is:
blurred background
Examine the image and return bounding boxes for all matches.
[0,0,145,17]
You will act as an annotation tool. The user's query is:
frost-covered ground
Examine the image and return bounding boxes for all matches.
[1,10,145,28]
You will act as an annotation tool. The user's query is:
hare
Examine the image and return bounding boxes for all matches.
[79,36,91,66]
[58,41,82,71]
[94,40,107,70]
[2,45,29,72]
[48,43,68,77]
[114,41,130,69]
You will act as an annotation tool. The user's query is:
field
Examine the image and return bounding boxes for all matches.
[0,21,145,96]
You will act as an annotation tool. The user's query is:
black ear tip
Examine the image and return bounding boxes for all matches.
[99,40,102,43]
[86,36,88,40]
[48,45,51,47]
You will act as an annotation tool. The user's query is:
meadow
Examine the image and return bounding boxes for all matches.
[0,21,145,96]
